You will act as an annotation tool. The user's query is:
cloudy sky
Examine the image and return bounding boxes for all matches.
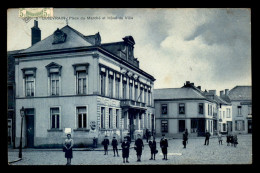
[7,8,251,95]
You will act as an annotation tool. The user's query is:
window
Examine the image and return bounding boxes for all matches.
[77,71,86,94]
[235,120,245,131]
[116,109,119,128]
[115,78,120,99]
[25,75,35,96]
[199,103,204,114]
[100,73,106,96]
[223,111,225,119]
[226,108,231,118]
[129,82,133,100]
[101,107,105,128]
[223,123,226,131]
[248,106,252,115]
[144,90,147,104]
[77,107,87,128]
[208,104,210,115]
[140,88,143,102]
[108,76,113,97]
[148,90,151,106]
[161,120,168,133]
[191,119,197,133]
[179,120,185,132]
[50,108,60,129]
[219,111,222,119]
[179,103,185,114]
[135,85,138,101]
[109,108,113,128]
[50,73,59,95]
[122,80,127,99]
[237,106,242,116]
[161,104,167,115]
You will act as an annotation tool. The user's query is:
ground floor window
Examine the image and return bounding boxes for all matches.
[50,107,60,129]
[161,120,168,133]
[235,120,245,131]
[77,107,87,129]
[223,123,226,132]
[191,119,198,133]
[101,107,105,129]
[179,120,185,132]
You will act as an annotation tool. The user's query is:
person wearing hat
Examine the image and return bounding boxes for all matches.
[112,136,119,157]
[63,133,74,165]
[160,134,168,160]
[121,136,130,163]
[149,136,157,160]
[102,135,110,155]
[134,134,144,162]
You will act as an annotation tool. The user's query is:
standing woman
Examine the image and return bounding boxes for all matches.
[121,136,130,163]
[64,133,74,165]
[134,134,144,162]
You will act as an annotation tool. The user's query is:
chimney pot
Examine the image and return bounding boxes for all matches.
[225,89,229,96]
[220,90,224,96]
[190,83,194,86]
[209,90,216,95]
[197,86,201,90]
[186,81,190,85]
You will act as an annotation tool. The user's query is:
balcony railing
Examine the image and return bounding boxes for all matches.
[120,99,146,109]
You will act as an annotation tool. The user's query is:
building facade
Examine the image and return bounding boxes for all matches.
[154,82,217,138]
[13,21,155,148]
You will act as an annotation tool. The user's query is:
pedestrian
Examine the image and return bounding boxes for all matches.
[146,129,150,143]
[183,131,188,148]
[204,130,211,145]
[126,134,131,144]
[233,134,238,147]
[121,136,130,163]
[63,133,74,165]
[226,133,230,146]
[134,134,144,162]
[149,136,157,160]
[230,134,234,147]
[218,132,223,145]
[112,136,119,157]
[160,134,168,160]
[102,135,109,155]
[185,129,189,144]
[93,137,98,148]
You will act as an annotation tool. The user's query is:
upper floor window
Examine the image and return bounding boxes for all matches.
[108,73,114,98]
[148,90,151,106]
[73,63,89,95]
[135,83,138,101]
[223,111,225,119]
[179,103,185,114]
[50,107,60,129]
[237,106,242,116]
[248,106,252,115]
[226,108,231,118]
[100,67,106,96]
[77,107,87,129]
[161,104,167,115]
[115,74,120,99]
[122,77,127,99]
[22,67,37,97]
[199,103,204,114]
[50,73,59,95]
[129,79,133,100]
[144,87,147,104]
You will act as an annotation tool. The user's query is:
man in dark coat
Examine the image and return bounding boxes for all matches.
[149,136,157,160]
[204,130,211,145]
[160,134,168,160]
[184,129,189,144]
[183,131,188,148]
[102,135,109,155]
[135,134,144,162]
[146,129,150,143]
[112,136,119,157]
[121,136,130,163]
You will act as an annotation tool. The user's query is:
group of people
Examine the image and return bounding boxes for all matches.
[218,132,238,147]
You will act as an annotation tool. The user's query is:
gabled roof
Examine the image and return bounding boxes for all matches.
[154,88,207,100]
[19,25,94,53]
[8,49,24,83]
[228,86,252,101]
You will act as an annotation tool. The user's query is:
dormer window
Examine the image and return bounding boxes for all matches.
[52,28,67,44]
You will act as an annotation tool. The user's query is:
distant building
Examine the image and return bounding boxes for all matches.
[13,21,155,148]
[221,86,252,134]
[154,81,217,138]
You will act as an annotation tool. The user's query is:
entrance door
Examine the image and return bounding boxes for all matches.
[129,113,135,140]
[248,120,252,133]
[197,119,205,136]
[25,109,34,148]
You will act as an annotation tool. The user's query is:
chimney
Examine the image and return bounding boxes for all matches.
[197,86,201,90]
[31,20,41,45]
[186,81,190,85]
[208,90,216,95]
[190,83,194,86]
[220,90,224,96]
[225,89,229,96]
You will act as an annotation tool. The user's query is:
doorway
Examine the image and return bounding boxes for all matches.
[25,109,34,148]
[248,120,252,133]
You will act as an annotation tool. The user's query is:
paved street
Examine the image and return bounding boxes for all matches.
[8,134,252,165]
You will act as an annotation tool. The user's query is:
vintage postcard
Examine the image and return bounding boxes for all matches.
[7,8,252,165]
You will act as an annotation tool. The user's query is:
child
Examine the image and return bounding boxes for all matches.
[102,135,109,155]
[218,132,223,145]
[121,136,130,163]
[112,136,119,157]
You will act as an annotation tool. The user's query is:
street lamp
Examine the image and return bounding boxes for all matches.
[18,107,25,158]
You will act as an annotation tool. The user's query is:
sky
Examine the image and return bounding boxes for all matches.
[7,8,251,95]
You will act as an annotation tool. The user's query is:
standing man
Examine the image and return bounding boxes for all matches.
[134,134,144,162]
[149,136,157,160]
[102,135,109,155]
[160,134,168,160]
[112,136,119,157]
[204,130,211,145]
[183,131,188,149]
[184,129,189,144]
[121,136,130,163]
[146,129,150,143]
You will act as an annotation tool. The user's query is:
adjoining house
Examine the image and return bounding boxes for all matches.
[13,20,155,148]
[154,81,217,138]
[221,86,252,134]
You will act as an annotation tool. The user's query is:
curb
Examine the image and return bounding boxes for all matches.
[8,158,22,164]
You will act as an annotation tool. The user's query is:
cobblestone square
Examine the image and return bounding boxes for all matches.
[8,134,252,165]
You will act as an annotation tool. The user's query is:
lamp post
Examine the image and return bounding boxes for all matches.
[18,107,25,158]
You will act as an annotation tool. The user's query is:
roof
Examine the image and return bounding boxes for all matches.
[154,88,207,100]
[19,25,94,53]
[228,86,252,101]
[7,49,24,82]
